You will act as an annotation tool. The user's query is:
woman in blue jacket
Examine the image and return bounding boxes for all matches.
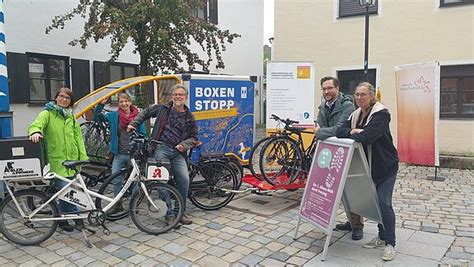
[94,92,146,212]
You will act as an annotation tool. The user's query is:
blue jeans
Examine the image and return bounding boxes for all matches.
[54,179,80,214]
[376,166,398,247]
[154,144,190,213]
[111,153,132,196]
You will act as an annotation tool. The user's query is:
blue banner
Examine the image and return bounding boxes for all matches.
[189,78,254,162]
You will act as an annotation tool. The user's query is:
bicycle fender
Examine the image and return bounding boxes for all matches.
[146,166,170,181]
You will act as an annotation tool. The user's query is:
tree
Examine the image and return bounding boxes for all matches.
[46,0,240,76]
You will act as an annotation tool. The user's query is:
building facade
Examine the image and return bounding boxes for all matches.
[4,0,263,135]
[273,0,473,154]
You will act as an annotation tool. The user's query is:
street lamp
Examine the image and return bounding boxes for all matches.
[359,0,375,82]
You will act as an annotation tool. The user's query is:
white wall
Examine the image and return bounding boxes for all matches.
[210,0,264,76]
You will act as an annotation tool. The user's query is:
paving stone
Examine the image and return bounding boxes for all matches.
[240,224,258,232]
[127,254,149,264]
[270,251,290,262]
[206,246,230,257]
[205,222,225,230]
[56,246,76,256]
[180,248,206,262]
[155,253,176,264]
[409,231,455,248]
[168,258,193,267]
[259,258,286,266]
[254,248,272,257]
[222,251,245,263]
[218,240,237,249]
[75,256,96,266]
[445,251,473,261]
[286,256,309,266]
[239,254,263,266]
[196,255,230,266]
[111,248,136,260]
[206,237,224,245]
[35,251,63,264]
[250,234,272,244]
[161,242,188,256]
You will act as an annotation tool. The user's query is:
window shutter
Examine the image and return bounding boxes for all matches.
[71,59,91,99]
[339,0,378,18]
[209,0,218,24]
[6,52,29,103]
[93,61,110,89]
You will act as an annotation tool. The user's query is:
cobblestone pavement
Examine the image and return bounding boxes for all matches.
[0,164,472,266]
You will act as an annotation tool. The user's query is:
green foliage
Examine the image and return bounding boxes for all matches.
[46,0,240,76]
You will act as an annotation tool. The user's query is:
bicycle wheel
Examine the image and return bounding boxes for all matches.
[80,121,109,160]
[95,168,133,221]
[259,136,303,186]
[248,136,273,180]
[0,189,59,246]
[226,156,244,188]
[189,160,238,210]
[130,182,184,235]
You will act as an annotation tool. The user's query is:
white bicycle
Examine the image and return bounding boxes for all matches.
[0,132,184,247]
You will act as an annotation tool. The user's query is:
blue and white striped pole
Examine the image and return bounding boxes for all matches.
[0,0,12,138]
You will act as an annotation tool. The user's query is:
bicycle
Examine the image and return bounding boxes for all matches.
[80,109,111,162]
[258,114,317,186]
[0,132,184,247]
[247,114,301,180]
[187,144,239,210]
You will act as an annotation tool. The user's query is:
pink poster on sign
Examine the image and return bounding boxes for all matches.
[300,143,349,229]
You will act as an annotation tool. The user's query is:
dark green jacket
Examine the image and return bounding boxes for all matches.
[315,93,355,140]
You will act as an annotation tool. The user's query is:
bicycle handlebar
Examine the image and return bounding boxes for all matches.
[270,114,299,127]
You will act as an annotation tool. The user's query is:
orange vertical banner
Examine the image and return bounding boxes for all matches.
[395,62,440,166]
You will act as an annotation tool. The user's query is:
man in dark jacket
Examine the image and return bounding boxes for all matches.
[314,77,362,240]
[128,84,198,225]
[315,77,355,140]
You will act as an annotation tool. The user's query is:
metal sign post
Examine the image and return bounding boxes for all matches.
[294,137,383,262]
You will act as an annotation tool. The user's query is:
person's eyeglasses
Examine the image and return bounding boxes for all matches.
[354,93,369,98]
[57,94,71,100]
[321,86,335,91]
[172,93,186,97]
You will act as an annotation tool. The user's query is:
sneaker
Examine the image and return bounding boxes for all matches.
[352,228,363,240]
[180,215,193,225]
[363,237,385,249]
[165,215,175,226]
[335,221,352,231]
[383,245,395,261]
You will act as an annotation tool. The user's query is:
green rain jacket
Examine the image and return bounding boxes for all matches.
[28,109,88,177]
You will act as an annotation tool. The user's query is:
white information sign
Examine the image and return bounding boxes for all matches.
[266,61,315,128]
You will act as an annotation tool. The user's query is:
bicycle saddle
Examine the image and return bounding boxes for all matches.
[63,160,90,170]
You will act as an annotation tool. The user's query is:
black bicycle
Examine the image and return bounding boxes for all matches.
[257,114,317,186]
[80,110,111,162]
[188,148,239,210]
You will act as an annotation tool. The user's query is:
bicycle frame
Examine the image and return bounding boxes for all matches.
[4,158,158,223]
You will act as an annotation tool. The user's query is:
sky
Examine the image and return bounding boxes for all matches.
[263,0,274,46]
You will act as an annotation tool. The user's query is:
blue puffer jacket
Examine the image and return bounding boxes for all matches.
[93,104,146,156]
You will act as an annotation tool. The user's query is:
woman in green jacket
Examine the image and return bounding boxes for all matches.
[28,87,88,232]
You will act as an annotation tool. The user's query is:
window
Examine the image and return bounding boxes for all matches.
[339,0,378,18]
[337,69,377,95]
[93,61,138,89]
[440,0,474,7]
[191,0,218,24]
[27,54,69,103]
[440,65,474,118]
